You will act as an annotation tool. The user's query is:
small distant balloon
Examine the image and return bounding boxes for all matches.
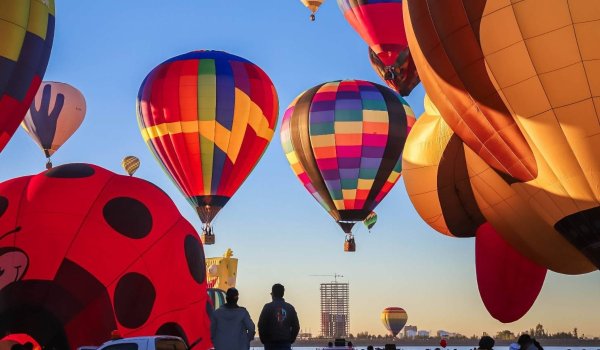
[122,156,141,176]
[363,211,377,231]
[369,47,420,97]
[381,307,407,338]
[300,0,325,21]
[440,339,447,348]
[21,82,86,169]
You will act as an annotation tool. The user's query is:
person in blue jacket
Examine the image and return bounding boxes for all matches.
[210,288,255,350]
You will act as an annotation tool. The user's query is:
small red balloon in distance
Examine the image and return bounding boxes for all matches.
[0,163,211,350]
[476,223,547,323]
[440,339,447,348]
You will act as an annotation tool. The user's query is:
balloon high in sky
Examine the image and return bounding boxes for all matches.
[137,50,278,245]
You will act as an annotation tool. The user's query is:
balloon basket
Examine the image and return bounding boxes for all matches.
[344,239,355,252]
[310,14,315,21]
[201,233,215,245]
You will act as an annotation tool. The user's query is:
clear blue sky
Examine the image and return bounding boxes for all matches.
[1,0,599,338]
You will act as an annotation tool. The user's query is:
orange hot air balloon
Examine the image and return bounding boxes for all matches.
[22,82,86,169]
[381,307,407,338]
[405,0,600,269]
[300,0,325,21]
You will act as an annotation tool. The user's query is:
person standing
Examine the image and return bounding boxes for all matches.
[478,335,495,350]
[210,288,255,350]
[258,283,300,350]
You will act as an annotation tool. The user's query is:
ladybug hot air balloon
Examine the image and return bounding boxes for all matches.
[21,82,86,169]
[0,0,55,153]
[137,51,278,244]
[337,0,407,78]
[381,307,407,338]
[281,80,413,251]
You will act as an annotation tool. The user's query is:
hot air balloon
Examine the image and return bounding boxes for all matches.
[368,47,419,97]
[381,307,407,338]
[363,211,377,231]
[122,155,141,176]
[21,82,86,169]
[281,80,413,251]
[0,163,211,350]
[301,0,325,21]
[405,0,600,269]
[440,339,447,348]
[0,0,55,153]
[137,51,278,245]
[338,0,407,76]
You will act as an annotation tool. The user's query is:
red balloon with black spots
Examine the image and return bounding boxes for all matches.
[0,163,211,350]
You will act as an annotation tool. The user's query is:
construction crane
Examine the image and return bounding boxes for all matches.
[309,273,344,283]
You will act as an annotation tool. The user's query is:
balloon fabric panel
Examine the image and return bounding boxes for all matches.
[404,0,537,182]
[337,0,406,66]
[0,0,54,152]
[137,51,278,224]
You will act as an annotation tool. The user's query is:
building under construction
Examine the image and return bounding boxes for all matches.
[320,282,350,338]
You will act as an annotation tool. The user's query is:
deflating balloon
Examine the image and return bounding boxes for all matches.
[0,163,211,350]
[281,80,412,249]
[122,156,140,176]
[381,307,407,338]
[137,51,279,243]
[368,47,419,97]
[21,82,86,167]
[0,0,55,153]
[300,0,325,21]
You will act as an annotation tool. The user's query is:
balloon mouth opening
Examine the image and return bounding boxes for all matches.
[384,67,394,80]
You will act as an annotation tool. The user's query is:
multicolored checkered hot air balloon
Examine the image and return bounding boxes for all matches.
[137,51,278,244]
[0,0,55,153]
[281,80,413,251]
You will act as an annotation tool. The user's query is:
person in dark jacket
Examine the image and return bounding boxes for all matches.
[258,283,300,350]
[210,287,255,350]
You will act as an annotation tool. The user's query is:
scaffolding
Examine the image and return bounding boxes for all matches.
[320,282,349,338]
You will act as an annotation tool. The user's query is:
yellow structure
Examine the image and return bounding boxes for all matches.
[205,249,238,290]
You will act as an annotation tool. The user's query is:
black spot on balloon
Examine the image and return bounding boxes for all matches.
[184,235,205,284]
[103,197,152,239]
[0,196,7,218]
[45,163,95,178]
[114,272,156,328]
[156,322,188,345]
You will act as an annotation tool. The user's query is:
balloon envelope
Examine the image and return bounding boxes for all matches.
[368,47,419,97]
[381,307,407,337]
[122,156,141,176]
[0,164,211,350]
[281,80,412,236]
[137,51,278,226]
[22,82,86,158]
[0,1,55,153]
[476,223,546,323]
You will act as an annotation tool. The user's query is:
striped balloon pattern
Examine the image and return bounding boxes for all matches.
[121,156,140,176]
[137,51,278,225]
[207,288,227,311]
[281,80,412,235]
[381,307,408,337]
[0,0,55,152]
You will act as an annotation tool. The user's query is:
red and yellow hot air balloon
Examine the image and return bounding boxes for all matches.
[337,0,407,75]
[381,307,407,338]
[0,0,55,153]
[137,51,278,244]
[21,82,86,169]
[281,80,413,251]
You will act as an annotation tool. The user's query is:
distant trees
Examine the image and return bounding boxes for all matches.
[496,330,516,340]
